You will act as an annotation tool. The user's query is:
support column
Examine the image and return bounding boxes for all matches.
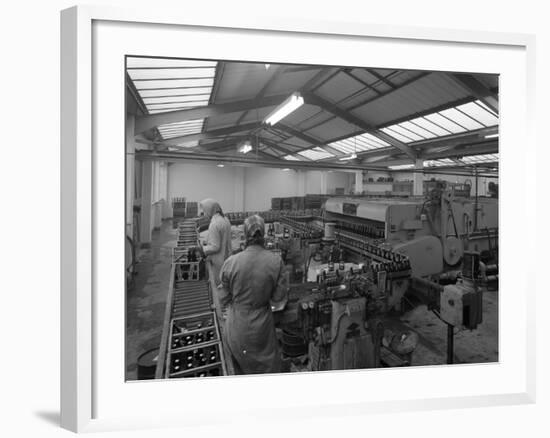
[320,171,328,195]
[233,167,245,212]
[297,170,306,196]
[140,160,153,247]
[355,170,364,195]
[413,159,424,196]
[126,115,136,239]
[152,161,162,230]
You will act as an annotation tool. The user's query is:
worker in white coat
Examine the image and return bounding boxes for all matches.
[219,215,288,374]
[199,198,232,288]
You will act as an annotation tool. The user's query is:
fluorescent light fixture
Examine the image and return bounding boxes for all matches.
[217,164,225,168]
[339,153,357,161]
[484,133,499,139]
[264,92,304,126]
[238,141,253,154]
[282,168,291,171]
[388,164,415,170]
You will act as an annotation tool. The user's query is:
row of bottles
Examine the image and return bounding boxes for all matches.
[171,329,216,349]
[170,346,220,374]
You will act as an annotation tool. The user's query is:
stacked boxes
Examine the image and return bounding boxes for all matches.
[271,197,282,210]
[304,194,328,209]
[172,197,186,217]
[185,201,198,218]
[272,195,328,211]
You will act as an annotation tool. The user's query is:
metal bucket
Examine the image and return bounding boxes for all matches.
[137,347,160,380]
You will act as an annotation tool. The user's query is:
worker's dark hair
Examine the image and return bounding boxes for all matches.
[246,229,265,247]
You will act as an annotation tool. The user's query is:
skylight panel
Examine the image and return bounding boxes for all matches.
[439,108,485,130]
[158,120,204,137]
[142,94,212,104]
[424,158,456,167]
[388,164,415,170]
[127,57,217,69]
[135,78,214,90]
[138,87,213,98]
[360,132,390,147]
[128,68,216,81]
[460,154,499,164]
[173,140,200,148]
[424,113,467,134]
[408,117,452,137]
[299,147,334,160]
[476,101,498,117]
[159,119,204,128]
[329,132,387,156]
[127,57,218,142]
[399,121,437,139]
[380,127,415,143]
[284,155,301,161]
[455,101,499,127]
[331,142,355,154]
[145,100,209,110]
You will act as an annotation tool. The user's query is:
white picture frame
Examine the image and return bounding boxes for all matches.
[60,5,537,433]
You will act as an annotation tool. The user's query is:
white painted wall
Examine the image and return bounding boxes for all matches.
[243,167,301,210]
[167,163,355,213]
[167,162,240,211]
[326,171,353,194]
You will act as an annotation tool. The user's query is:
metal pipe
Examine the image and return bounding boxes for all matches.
[474,166,479,231]
[447,324,454,364]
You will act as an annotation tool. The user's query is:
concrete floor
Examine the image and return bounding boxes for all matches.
[126,221,176,380]
[126,220,498,380]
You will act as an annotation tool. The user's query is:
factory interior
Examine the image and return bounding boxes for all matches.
[125,56,499,380]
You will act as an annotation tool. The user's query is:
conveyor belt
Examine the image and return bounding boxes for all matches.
[172,281,212,318]
[156,218,227,379]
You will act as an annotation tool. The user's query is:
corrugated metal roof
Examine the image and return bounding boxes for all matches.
[305,116,356,140]
[315,71,366,104]
[214,63,272,103]
[350,72,469,126]
[203,112,245,131]
[266,69,321,95]
[127,57,498,168]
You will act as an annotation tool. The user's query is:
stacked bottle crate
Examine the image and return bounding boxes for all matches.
[167,311,226,378]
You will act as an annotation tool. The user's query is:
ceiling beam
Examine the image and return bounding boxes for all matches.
[450,73,499,114]
[256,137,303,156]
[277,123,345,157]
[134,94,288,134]
[135,149,389,172]
[154,122,261,146]
[234,65,284,127]
[368,140,498,167]
[365,68,397,89]
[303,92,417,159]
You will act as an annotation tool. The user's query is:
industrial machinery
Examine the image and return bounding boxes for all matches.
[163,184,497,375]
[275,253,417,370]
[323,183,498,277]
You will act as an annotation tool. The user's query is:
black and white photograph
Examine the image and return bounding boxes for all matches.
[125,56,499,380]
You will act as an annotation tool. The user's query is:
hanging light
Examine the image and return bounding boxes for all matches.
[339,136,358,161]
[238,140,253,154]
[339,153,357,161]
[263,92,304,126]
